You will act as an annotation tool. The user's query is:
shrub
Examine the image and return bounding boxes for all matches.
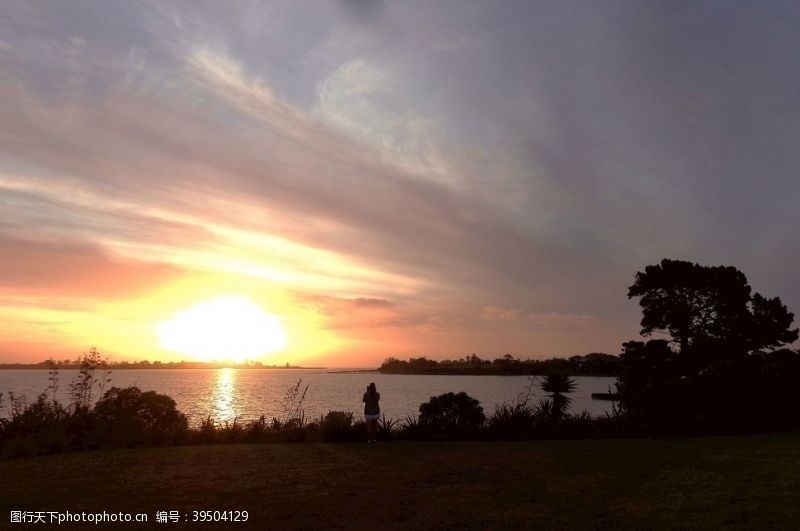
[377,415,400,440]
[195,415,219,444]
[93,386,188,447]
[486,378,538,439]
[278,417,307,443]
[320,410,356,442]
[487,400,536,440]
[399,415,423,440]
[418,392,485,439]
[244,415,269,443]
[0,394,71,457]
[219,418,246,443]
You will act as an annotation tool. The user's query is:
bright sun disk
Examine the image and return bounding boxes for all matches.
[158,296,288,362]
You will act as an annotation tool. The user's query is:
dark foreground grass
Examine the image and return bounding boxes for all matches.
[1,434,799,530]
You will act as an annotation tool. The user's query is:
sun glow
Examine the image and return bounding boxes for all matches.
[158,296,288,362]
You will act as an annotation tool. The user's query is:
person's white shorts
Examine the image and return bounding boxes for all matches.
[364,414,381,422]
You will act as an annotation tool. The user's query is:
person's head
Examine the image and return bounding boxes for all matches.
[368,382,376,393]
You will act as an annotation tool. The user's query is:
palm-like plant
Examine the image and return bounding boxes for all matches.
[539,373,577,422]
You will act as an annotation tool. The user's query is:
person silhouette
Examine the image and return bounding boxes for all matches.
[363,382,380,443]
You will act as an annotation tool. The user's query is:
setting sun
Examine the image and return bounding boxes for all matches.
[158,296,288,362]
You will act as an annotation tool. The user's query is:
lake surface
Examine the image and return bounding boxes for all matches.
[0,369,617,425]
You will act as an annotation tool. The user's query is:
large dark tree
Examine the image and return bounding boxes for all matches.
[619,259,800,434]
[627,259,797,355]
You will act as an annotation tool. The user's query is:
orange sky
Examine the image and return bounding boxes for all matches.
[0,237,628,366]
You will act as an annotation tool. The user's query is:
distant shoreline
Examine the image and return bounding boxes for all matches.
[376,369,618,377]
[377,353,621,377]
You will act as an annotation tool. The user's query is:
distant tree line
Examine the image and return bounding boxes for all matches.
[378,352,620,376]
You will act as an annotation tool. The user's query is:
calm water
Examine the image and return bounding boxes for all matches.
[0,369,617,425]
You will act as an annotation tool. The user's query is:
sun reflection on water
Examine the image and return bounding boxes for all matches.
[213,368,237,423]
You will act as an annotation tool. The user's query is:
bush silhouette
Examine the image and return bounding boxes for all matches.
[418,392,485,439]
[320,410,356,442]
[93,386,188,447]
[486,400,536,439]
[1,395,71,456]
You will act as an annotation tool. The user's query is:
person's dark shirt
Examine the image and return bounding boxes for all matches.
[363,391,380,415]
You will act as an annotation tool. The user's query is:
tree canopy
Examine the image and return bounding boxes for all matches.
[627,258,797,355]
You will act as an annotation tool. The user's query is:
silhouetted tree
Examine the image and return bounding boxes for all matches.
[615,340,687,431]
[628,259,797,355]
[621,259,800,434]
[539,374,576,422]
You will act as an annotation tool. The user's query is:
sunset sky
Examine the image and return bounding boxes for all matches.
[1,1,799,366]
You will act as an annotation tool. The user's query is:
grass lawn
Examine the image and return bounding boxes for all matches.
[1,434,799,530]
